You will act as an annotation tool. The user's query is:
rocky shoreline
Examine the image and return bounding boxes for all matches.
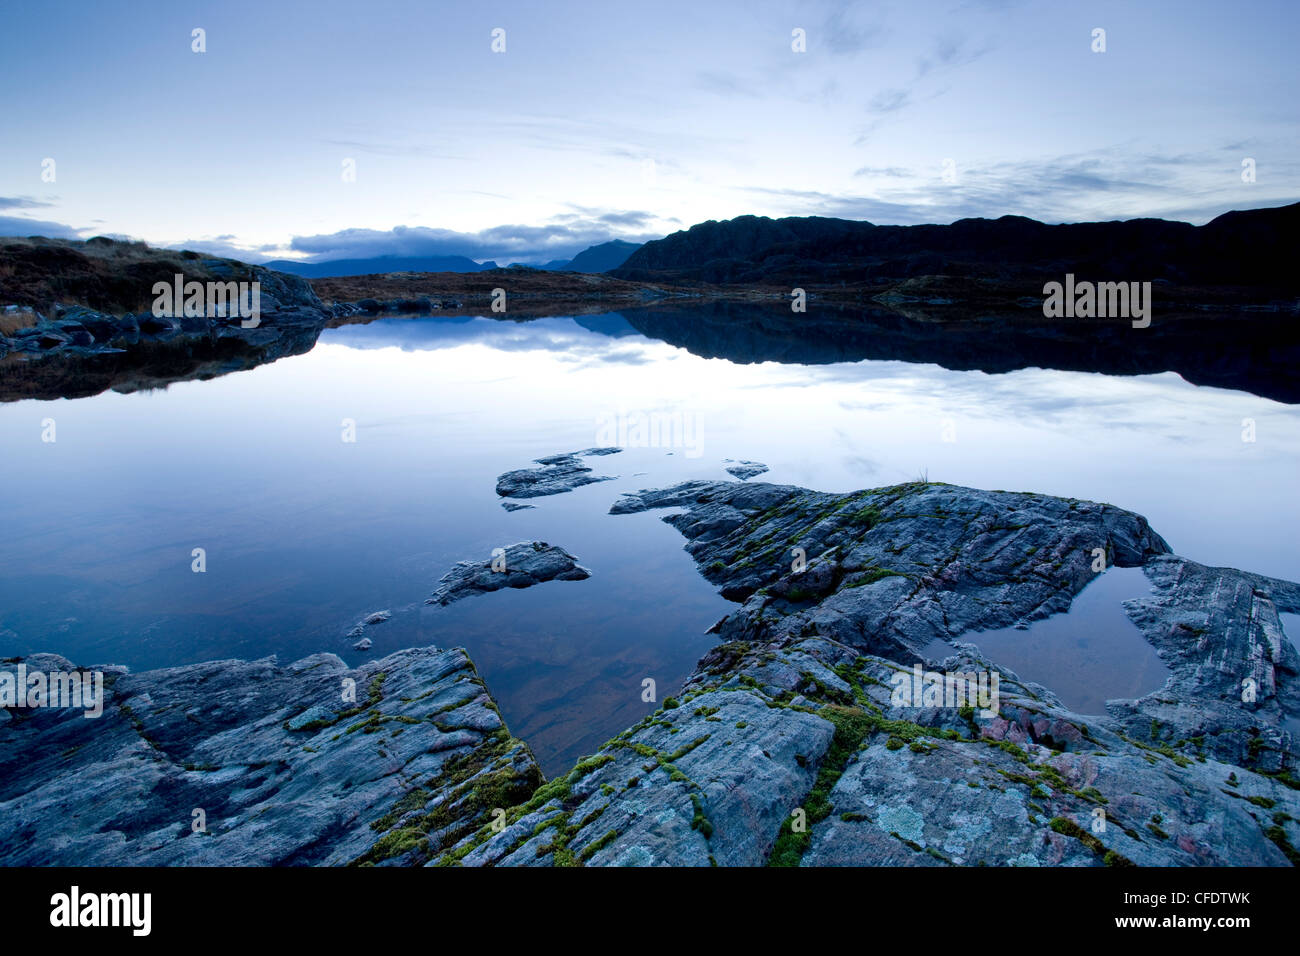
[3,475,1297,866]
[6,234,1297,405]
[0,646,541,865]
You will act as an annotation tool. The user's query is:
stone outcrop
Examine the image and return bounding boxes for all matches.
[433,479,1297,867]
[0,646,541,866]
[6,476,1297,867]
[495,448,621,499]
[426,541,591,607]
[724,460,769,480]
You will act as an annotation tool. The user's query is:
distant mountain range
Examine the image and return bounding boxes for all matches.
[261,254,499,277]
[562,239,641,273]
[257,202,1299,292]
[263,238,644,278]
[612,202,1300,292]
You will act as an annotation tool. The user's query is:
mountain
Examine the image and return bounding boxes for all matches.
[612,203,1300,292]
[506,259,571,270]
[260,238,642,278]
[565,239,642,273]
[261,254,498,277]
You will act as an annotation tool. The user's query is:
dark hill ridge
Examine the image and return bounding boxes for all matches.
[262,254,497,277]
[564,239,641,273]
[613,202,1300,293]
[260,239,643,278]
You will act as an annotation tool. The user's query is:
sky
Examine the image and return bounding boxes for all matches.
[0,0,1295,264]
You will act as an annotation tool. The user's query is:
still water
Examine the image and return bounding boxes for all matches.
[2,311,1297,774]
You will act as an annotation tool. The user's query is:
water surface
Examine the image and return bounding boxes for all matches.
[3,311,1297,774]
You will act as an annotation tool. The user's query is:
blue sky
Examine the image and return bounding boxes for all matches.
[0,0,1295,263]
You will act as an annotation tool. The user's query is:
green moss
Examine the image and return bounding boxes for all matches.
[768,705,875,867]
[848,505,883,527]
[1048,816,1134,866]
[355,827,427,864]
[578,829,620,862]
[570,753,616,778]
[292,671,388,732]
[1264,825,1300,865]
[365,731,542,867]
[1262,769,1300,790]
[667,735,711,762]
[845,567,906,588]
[689,792,714,839]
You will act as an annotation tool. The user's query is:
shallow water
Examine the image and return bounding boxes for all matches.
[2,311,1297,775]
[926,566,1170,714]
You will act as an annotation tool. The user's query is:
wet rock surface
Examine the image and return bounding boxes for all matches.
[1,262,333,403]
[436,479,1296,867]
[609,478,1171,654]
[7,476,1297,867]
[348,609,391,639]
[426,541,591,607]
[0,646,541,865]
[724,460,769,480]
[495,448,621,499]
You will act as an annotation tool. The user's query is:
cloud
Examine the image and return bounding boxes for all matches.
[852,165,911,179]
[322,313,663,366]
[0,196,56,211]
[821,7,888,55]
[914,32,995,80]
[565,207,672,229]
[282,212,666,264]
[867,88,911,114]
[850,27,997,143]
[320,138,464,160]
[158,235,286,259]
[745,146,1300,225]
[695,71,762,99]
[0,215,81,239]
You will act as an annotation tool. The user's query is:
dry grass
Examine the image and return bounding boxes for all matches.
[0,312,37,335]
[0,236,253,315]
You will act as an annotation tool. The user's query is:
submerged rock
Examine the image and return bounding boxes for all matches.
[724,460,769,480]
[426,541,591,607]
[495,448,621,499]
[347,609,391,639]
[0,647,541,866]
